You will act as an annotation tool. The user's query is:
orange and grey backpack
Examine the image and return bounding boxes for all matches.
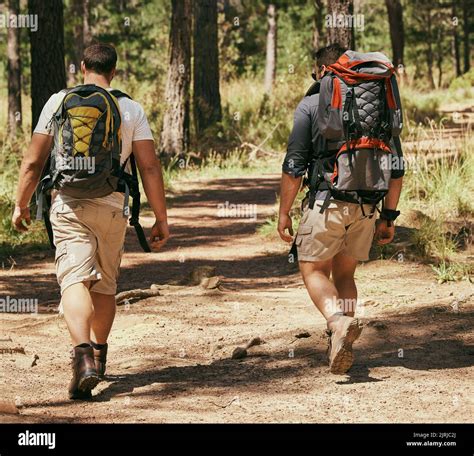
[35,84,151,252]
[309,50,403,214]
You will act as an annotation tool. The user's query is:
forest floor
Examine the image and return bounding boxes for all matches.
[0,173,473,423]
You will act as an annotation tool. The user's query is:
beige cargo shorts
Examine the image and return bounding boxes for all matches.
[296,199,377,262]
[50,199,128,295]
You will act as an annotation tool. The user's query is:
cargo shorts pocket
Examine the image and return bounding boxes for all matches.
[54,244,69,284]
[296,224,313,242]
[296,224,313,255]
[54,244,68,264]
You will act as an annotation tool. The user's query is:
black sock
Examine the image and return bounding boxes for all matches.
[75,343,91,349]
[91,341,107,350]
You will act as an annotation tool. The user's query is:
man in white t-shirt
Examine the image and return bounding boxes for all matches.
[13,43,169,400]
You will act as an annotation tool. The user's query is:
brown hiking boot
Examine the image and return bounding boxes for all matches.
[326,315,363,374]
[68,345,100,400]
[92,343,108,378]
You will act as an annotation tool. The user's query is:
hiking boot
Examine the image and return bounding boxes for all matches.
[92,343,108,378]
[326,315,363,374]
[68,345,100,400]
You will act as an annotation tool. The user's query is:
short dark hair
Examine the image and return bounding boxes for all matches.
[314,43,347,68]
[83,43,117,75]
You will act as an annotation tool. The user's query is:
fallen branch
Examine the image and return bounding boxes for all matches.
[116,287,161,305]
[239,121,282,160]
[209,397,239,409]
[255,121,281,150]
[240,141,274,157]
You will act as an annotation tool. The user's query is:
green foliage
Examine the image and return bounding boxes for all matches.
[356,0,391,53]
[220,73,310,152]
[404,0,457,88]
[218,0,314,80]
[449,69,474,90]
[400,132,474,219]
[411,216,457,261]
[431,261,472,284]
[401,89,442,124]
[0,0,472,266]
[0,139,49,260]
[396,127,474,280]
[164,149,280,185]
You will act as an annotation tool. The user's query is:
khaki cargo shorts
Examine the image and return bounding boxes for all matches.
[296,199,377,262]
[50,199,128,295]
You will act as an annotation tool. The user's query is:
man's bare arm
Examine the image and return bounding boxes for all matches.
[384,176,403,210]
[13,133,52,231]
[375,176,403,245]
[278,173,302,243]
[132,139,170,250]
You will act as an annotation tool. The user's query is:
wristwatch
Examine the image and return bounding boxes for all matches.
[380,209,400,227]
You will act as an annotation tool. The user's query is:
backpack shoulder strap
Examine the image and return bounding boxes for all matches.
[46,88,70,127]
[108,89,150,252]
[108,89,132,125]
[305,81,320,97]
[128,153,151,253]
[118,152,151,253]
[109,89,132,100]
[112,87,150,252]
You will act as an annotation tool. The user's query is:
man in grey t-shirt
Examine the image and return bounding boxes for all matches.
[278,44,404,374]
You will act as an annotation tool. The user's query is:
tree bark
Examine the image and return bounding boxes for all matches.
[462,0,470,73]
[7,0,22,137]
[385,0,404,69]
[425,7,436,89]
[69,0,92,84]
[452,1,462,77]
[160,0,192,158]
[193,0,222,136]
[326,0,355,49]
[29,0,67,131]
[312,0,325,52]
[264,3,277,94]
[83,0,92,47]
[436,31,443,88]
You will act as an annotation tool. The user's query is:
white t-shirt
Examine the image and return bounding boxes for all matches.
[34,87,154,209]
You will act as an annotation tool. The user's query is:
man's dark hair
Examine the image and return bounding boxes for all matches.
[314,43,347,68]
[83,43,117,75]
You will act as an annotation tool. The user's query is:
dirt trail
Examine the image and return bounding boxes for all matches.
[0,174,473,423]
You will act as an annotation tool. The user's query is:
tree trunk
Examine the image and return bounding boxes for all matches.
[83,0,92,47]
[7,0,22,137]
[29,0,67,131]
[436,32,443,88]
[160,0,192,158]
[69,0,92,84]
[312,0,325,52]
[425,7,436,89]
[385,0,404,69]
[264,3,277,94]
[193,0,222,136]
[326,0,355,49]
[462,0,470,73]
[452,1,462,77]
[69,0,82,84]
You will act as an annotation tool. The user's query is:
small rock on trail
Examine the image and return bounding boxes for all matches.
[231,336,265,359]
[0,401,19,415]
[189,266,216,286]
